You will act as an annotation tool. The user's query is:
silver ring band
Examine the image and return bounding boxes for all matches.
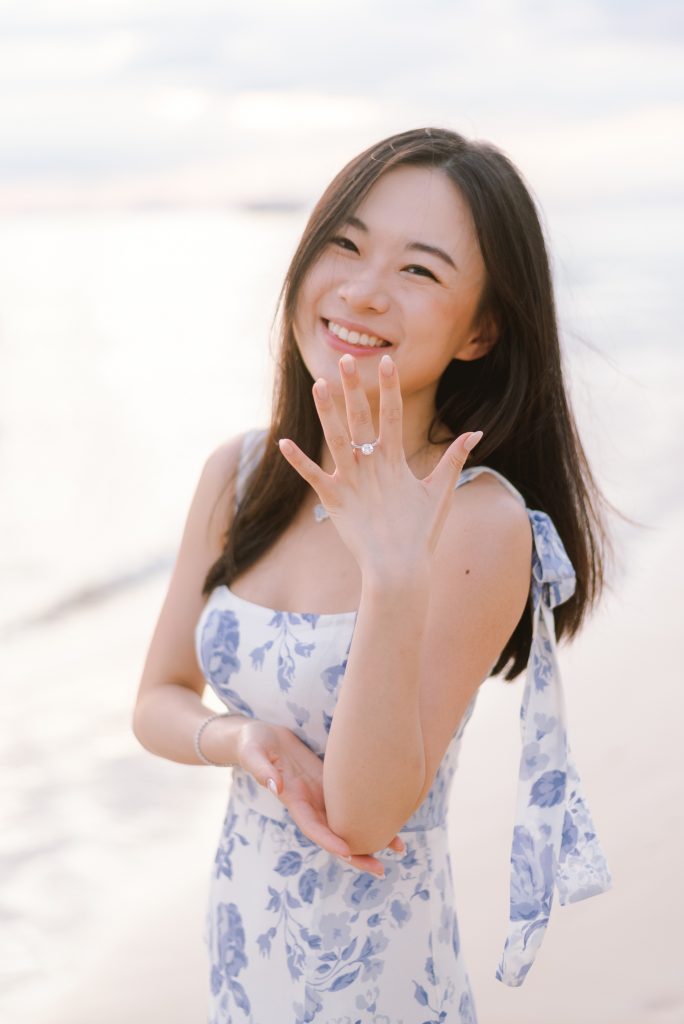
[350,438,380,456]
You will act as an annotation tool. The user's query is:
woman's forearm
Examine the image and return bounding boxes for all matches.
[323,568,431,854]
[132,683,246,767]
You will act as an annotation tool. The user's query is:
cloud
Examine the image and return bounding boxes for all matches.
[0,0,681,210]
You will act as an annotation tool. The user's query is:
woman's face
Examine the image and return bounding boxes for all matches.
[292,164,493,411]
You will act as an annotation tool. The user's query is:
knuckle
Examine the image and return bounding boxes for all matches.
[330,432,349,452]
[384,405,402,425]
[350,407,372,428]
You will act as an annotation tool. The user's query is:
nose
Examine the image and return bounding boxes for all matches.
[336,268,390,314]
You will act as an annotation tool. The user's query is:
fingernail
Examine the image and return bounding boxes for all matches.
[338,855,353,864]
[340,354,355,375]
[266,778,278,795]
[380,354,394,377]
[464,430,483,453]
[314,378,328,400]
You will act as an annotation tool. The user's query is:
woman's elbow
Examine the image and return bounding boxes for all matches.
[131,696,151,749]
[326,804,414,857]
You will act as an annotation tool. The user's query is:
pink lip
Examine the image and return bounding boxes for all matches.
[320,318,393,357]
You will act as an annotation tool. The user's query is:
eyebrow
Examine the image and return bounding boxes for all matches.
[344,215,458,271]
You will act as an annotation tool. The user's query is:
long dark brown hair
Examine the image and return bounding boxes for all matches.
[203,126,610,680]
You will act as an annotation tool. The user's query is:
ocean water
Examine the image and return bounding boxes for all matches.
[0,198,681,1022]
[0,208,304,631]
[0,198,680,629]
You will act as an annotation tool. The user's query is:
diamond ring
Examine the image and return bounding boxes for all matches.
[350,438,380,456]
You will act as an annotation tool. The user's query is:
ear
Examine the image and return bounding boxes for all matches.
[454,313,499,363]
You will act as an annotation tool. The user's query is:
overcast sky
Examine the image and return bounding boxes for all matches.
[1,0,682,211]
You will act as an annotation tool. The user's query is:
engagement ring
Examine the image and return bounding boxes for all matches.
[350,439,380,455]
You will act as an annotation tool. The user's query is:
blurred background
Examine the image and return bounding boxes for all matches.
[0,1,682,1022]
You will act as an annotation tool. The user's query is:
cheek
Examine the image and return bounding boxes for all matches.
[409,290,462,340]
[292,264,334,349]
[299,253,339,304]
[293,280,319,339]
[442,281,483,334]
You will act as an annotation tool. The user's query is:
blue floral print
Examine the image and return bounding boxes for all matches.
[213,809,249,882]
[211,902,252,1019]
[194,430,612,1021]
[250,612,318,693]
[199,607,254,719]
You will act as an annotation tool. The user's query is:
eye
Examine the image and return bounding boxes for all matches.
[404,264,439,281]
[330,236,358,252]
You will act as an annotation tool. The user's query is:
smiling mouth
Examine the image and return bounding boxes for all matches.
[324,319,391,348]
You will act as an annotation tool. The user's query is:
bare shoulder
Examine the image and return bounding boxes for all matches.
[133,430,252,711]
[438,470,532,618]
[432,469,532,650]
[451,470,531,556]
[197,433,249,548]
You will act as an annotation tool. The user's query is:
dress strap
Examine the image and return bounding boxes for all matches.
[235,427,268,509]
[457,464,526,506]
[458,466,613,986]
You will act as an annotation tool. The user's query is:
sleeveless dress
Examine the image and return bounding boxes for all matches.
[195,428,612,1024]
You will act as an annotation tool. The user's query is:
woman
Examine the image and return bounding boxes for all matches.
[133,127,612,1023]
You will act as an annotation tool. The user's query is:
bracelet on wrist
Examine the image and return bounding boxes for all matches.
[195,712,240,768]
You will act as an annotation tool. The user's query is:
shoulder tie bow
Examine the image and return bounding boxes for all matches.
[495,507,613,986]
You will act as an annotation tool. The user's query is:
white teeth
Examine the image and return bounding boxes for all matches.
[327,320,386,347]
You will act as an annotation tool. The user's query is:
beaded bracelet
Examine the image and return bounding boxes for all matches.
[195,712,239,768]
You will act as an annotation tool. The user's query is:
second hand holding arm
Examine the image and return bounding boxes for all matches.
[277,352,482,855]
[235,717,405,876]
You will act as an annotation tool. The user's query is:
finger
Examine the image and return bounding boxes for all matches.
[345,853,385,877]
[337,354,377,447]
[277,436,332,498]
[387,834,406,854]
[311,377,356,474]
[284,799,384,875]
[426,430,483,490]
[287,797,351,858]
[237,741,282,793]
[378,354,403,459]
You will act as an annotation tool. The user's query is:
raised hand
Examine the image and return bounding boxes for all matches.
[237,717,404,877]
[278,352,482,577]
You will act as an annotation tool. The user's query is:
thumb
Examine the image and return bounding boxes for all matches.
[240,747,282,796]
[441,430,483,481]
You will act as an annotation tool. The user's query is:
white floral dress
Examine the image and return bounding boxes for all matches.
[195,429,612,1023]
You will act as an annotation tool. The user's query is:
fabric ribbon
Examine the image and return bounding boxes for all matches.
[495,509,613,986]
